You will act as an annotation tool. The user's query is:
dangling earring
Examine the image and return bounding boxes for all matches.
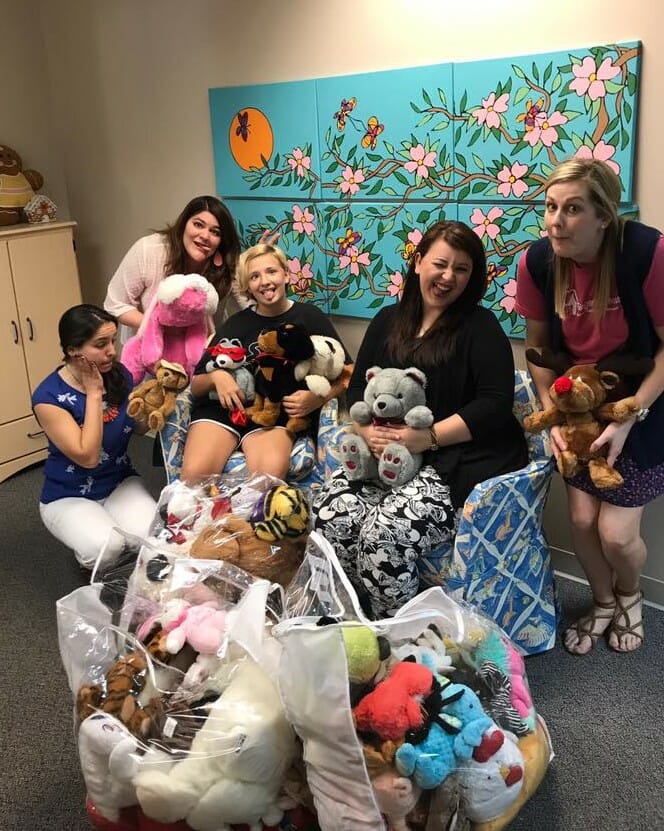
[213,251,223,267]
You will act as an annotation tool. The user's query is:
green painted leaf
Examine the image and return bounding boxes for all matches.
[627,73,637,97]
[394,170,409,186]
[551,72,562,93]
[514,86,529,105]
[512,64,526,79]
[458,184,471,200]
[471,153,485,171]
[455,152,467,168]
[471,181,487,194]
[369,297,383,308]
[458,91,468,113]
[604,80,623,95]
[410,101,421,113]
[384,141,395,155]
[422,88,432,106]
[624,101,633,122]
[438,87,447,105]
[543,61,553,85]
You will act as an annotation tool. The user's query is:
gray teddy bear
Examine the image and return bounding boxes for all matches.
[339,366,434,487]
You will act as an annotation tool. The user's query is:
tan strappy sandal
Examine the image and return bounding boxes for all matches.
[563,600,616,655]
[608,588,644,653]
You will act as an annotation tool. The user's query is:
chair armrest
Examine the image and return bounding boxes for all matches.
[315,398,351,482]
[455,457,555,551]
[159,388,194,484]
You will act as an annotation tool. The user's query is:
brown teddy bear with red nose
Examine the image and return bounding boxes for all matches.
[523,349,644,489]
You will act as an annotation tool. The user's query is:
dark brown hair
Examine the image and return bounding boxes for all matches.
[158,195,241,302]
[388,220,488,366]
[58,304,127,404]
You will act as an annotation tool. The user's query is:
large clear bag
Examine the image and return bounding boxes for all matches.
[56,543,305,831]
[275,532,553,831]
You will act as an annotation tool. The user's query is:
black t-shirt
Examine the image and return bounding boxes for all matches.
[191,302,351,430]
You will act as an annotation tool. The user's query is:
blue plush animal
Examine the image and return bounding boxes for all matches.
[395,681,497,790]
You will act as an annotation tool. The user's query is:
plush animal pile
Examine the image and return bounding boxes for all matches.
[63,471,550,831]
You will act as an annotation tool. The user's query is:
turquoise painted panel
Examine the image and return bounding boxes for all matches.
[457,201,544,339]
[315,63,455,202]
[209,41,641,336]
[225,198,329,312]
[452,42,640,202]
[320,200,457,318]
[209,81,320,199]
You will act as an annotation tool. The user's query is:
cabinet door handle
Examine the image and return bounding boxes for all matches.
[26,316,34,340]
[11,320,19,344]
[28,430,46,439]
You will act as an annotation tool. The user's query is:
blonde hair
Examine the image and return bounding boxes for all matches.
[545,158,623,320]
[235,243,290,295]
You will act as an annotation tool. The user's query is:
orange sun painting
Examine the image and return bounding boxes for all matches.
[228,107,274,170]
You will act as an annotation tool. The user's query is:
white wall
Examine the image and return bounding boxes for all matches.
[29,0,664,598]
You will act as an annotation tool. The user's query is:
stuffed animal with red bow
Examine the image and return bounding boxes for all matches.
[523,349,642,489]
[246,323,315,433]
[205,338,255,426]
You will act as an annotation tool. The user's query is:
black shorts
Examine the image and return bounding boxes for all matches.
[189,401,291,444]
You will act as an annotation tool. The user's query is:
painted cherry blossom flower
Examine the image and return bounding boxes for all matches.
[569,56,620,101]
[386,271,404,298]
[472,92,509,129]
[339,244,371,276]
[287,257,314,299]
[292,205,316,235]
[402,229,423,261]
[523,110,568,147]
[574,140,620,175]
[339,166,365,195]
[499,278,518,313]
[496,162,530,198]
[471,207,503,240]
[404,144,437,178]
[288,147,311,177]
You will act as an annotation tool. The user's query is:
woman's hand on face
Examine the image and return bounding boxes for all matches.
[212,371,245,412]
[75,356,104,396]
[282,389,324,418]
[590,420,634,468]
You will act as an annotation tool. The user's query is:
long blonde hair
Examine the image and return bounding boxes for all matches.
[545,158,623,320]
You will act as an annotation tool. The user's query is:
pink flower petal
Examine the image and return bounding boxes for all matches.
[597,57,620,81]
[588,79,606,101]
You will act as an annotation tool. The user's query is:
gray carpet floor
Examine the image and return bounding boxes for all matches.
[2,434,663,830]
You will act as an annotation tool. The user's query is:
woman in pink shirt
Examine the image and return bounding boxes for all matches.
[516,158,664,655]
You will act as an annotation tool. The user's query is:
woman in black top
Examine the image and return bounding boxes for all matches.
[312,220,527,617]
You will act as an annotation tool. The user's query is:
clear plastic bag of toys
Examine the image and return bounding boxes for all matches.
[56,557,311,831]
[274,532,554,831]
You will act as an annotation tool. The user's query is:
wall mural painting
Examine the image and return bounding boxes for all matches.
[210,41,640,337]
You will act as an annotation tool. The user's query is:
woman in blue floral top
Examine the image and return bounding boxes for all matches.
[32,305,156,568]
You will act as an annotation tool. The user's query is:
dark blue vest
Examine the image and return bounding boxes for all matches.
[526,220,664,469]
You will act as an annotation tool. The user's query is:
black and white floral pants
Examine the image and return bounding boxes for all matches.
[312,465,456,618]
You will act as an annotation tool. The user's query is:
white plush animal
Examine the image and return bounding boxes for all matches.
[78,713,139,821]
[295,334,347,397]
[134,657,297,831]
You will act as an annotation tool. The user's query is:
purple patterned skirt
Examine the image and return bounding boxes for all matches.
[565,453,664,507]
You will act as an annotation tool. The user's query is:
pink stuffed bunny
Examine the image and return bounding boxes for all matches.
[162,601,229,656]
[122,273,218,384]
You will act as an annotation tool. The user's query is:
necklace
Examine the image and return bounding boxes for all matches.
[63,363,83,389]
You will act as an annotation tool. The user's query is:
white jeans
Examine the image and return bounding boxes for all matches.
[39,475,157,569]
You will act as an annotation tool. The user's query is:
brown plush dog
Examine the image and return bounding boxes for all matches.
[246,323,315,433]
[189,514,307,586]
[523,353,640,488]
[127,359,189,432]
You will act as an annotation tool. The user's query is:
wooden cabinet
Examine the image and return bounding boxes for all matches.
[0,221,81,482]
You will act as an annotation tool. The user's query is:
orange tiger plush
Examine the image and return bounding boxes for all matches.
[76,627,170,739]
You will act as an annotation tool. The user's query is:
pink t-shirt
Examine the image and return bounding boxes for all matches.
[515,236,664,363]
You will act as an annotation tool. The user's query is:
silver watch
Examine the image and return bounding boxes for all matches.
[635,407,650,422]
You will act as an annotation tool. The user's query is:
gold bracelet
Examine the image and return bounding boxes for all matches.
[428,426,439,451]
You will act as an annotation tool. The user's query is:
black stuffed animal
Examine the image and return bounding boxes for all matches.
[246,323,315,433]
